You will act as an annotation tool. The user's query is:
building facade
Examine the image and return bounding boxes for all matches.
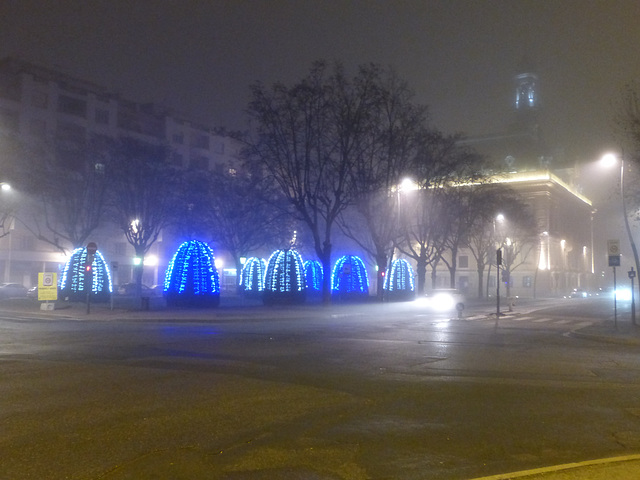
[0,57,241,289]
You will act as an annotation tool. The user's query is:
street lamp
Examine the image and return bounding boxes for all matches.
[601,152,639,326]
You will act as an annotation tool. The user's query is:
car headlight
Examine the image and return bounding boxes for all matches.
[615,288,632,301]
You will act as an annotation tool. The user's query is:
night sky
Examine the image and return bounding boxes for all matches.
[2,0,639,163]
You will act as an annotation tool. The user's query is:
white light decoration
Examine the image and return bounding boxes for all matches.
[304,260,323,292]
[239,257,266,294]
[263,248,306,305]
[384,258,415,300]
[59,247,113,301]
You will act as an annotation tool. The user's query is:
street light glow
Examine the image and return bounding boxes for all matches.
[600,152,618,169]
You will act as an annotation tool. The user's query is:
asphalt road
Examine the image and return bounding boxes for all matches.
[2,297,640,479]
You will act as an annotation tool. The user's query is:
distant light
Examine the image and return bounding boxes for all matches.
[496,214,505,222]
[600,153,618,169]
[1,183,10,192]
[215,258,224,269]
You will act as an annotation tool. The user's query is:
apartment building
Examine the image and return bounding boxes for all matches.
[0,57,241,288]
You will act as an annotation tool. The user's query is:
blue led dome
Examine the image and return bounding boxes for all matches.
[263,248,306,305]
[164,240,220,307]
[331,255,369,301]
[384,258,415,301]
[239,257,266,296]
[60,247,113,302]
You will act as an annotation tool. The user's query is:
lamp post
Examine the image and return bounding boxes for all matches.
[602,153,640,326]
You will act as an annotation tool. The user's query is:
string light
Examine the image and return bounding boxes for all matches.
[164,240,220,307]
[59,247,112,301]
[264,248,306,305]
[384,258,415,300]
[239,257,266,294]
[304,260,323,292]
[331,255,369,300]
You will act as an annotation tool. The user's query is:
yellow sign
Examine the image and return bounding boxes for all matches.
[38,272,58,301]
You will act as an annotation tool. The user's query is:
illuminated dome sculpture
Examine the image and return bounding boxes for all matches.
[384,258,415,301]
[331,255,369,301]
[304,260,323,292]
[263,248,306,305]
[164,240,220,307]
[239,257,266,296]
[60,247,113,302]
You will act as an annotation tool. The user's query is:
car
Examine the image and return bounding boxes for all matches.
[417,288,465,313]
[0,283,28,298]
[568,288,589,298]
[117,283,157,296]
[26,286,38,299]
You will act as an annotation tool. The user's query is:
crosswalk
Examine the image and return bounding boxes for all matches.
[490,314,593,329]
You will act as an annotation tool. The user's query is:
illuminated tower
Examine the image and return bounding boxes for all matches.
[512,58,540,137]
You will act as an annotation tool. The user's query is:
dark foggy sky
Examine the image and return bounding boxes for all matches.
[1,0,639,163]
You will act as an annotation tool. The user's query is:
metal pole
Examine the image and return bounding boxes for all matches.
[632,272,636,326]
[630,266,636,326]
[495,248,501,331]
[613,266,617,329]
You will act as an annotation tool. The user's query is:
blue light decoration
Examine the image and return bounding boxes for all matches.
[263,248,306,305]
[304,260,323,292]
[239,257,266,297]
[164,240,220,307]
[331,255,369,301]
[384,258,415,301]
[59,247,113,302]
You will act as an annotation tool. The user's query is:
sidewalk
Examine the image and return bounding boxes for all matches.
[469,454,640,479]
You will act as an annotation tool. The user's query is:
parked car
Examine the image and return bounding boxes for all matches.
[117,283,157,296]
[0,283,28,298]
[26,286,38,299]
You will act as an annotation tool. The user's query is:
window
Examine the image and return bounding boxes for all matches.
[522,276,532,288]
[191,133,209,149]
[458,255,469,269]
[58,95,87,117]
[95,108,109,125]
[18,235,35,251]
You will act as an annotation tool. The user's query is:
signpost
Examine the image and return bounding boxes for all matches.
[38,272,57,310]
[608,240,621,329]
[629,267,636,326]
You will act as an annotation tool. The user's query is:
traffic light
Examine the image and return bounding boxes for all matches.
[85,264,92,273]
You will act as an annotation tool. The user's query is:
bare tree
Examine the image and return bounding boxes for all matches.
[338,70,428,300]
[245,61,389,303]
[398,133,481,293]
[190,166,294,285]
[105,137,182,300]
[13,137,109,252]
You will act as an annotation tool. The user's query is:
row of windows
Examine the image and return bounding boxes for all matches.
[171,131,226,153]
